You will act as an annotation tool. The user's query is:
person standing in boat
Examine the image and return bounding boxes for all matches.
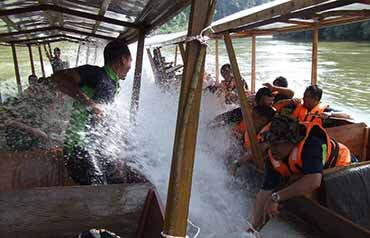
[45,47,66,73]
[249,115,354,232]
[52,39,132,185]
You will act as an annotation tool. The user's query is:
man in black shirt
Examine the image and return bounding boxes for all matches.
[52,39,133,185]
[249,115,352,231]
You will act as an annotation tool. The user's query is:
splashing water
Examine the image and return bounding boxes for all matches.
[83,45,317,238]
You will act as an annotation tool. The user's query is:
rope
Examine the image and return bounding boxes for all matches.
[160,219,200,238]
[185,25,215,46]
[161,232,188,238]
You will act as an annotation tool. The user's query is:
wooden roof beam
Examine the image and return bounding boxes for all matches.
[0,26,116,41]
[8,34,87,44]
[53,0,64,27]
[231,0,358,33]
[25,38,79,46]
[38,0,58,27]
[92,0,112,34]
[1,16,22,31]
[282,19,314,26]
[0,4,138,29]
[313,10,370,20]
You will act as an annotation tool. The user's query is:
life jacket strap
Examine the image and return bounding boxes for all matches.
[324,139,340,169]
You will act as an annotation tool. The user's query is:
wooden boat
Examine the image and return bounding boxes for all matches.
[146,0,370,237]
[1,0,370,237]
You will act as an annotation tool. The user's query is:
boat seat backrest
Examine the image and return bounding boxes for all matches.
[323,163,370,230]
[0,148,75,192]
[326,123,368,161]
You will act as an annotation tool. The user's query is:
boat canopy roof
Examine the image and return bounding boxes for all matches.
[146,0,370,46]
[0,0,191,46]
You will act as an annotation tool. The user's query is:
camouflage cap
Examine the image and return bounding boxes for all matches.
[265,115,305,144]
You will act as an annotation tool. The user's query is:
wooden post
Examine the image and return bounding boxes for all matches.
[215,39,219,83]
[85,43,90,64]
[27,44,36,75]
[38,44,45,78]
[11,43,22,94]
[174,45,178,66]
[163,0,217,237]
[47,43,53,57]
[130,30,146,120]
[178,42,186,63]
[75,43,81,66]
[311,25,319,85]
[224,32,264,169]
[251,35,256,93]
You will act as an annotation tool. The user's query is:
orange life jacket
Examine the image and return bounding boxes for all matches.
[268,122,351,177]
[244,123,271,150]
[292,103,328,125]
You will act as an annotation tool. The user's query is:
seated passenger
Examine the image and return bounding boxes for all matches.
[263,76,294,103]
[0,105,49,151]
[219,63,248,104]
[281,85,351,126]
[255,87,275,107]
[249,115,353,231]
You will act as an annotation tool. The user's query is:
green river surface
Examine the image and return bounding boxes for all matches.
[163,37,370,124]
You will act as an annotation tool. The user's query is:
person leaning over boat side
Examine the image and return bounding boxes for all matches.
[249,115,354,231]
[52,39,132,185]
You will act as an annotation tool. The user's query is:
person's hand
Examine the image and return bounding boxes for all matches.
[30,128,49,141]
[291,98,302,105]
[263,82,273,90]
[90,103,105,120]
[264,197,280,218]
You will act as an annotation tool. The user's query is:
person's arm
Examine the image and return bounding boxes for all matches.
[9,121,49,141]
[263,82,294,99]
[251,189,272,229]
[43,45,52,61]
[52,68,104,117]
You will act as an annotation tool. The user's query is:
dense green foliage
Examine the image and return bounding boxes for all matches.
[275,21,370,41]
[158,0,370,41]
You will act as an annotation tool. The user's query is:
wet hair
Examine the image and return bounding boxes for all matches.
[305,85,322,101]
[220,63,231,74]
[104,39,131,65]
[54,47,61,52]
[267,115,306,144]
[253,106,275,122]
[273,76,288,88]
[255,87,273,105]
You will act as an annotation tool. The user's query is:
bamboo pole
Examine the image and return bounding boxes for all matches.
[311,25,319,85]
[130,30,146,120]
[11,43,22,94]
[215,39,219,83]
[224,32,264,170]
[27,44,36,75]
[178,42,186,63]
[174,45,178,66]
[47,43,52,57]
[251,35,256,93]
[75,43,81,66]
[163,0,217,236]
[38,45,45,78]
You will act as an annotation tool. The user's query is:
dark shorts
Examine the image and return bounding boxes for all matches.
[64,146,147,185]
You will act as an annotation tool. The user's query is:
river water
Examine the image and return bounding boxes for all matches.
[0,38,369,237]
